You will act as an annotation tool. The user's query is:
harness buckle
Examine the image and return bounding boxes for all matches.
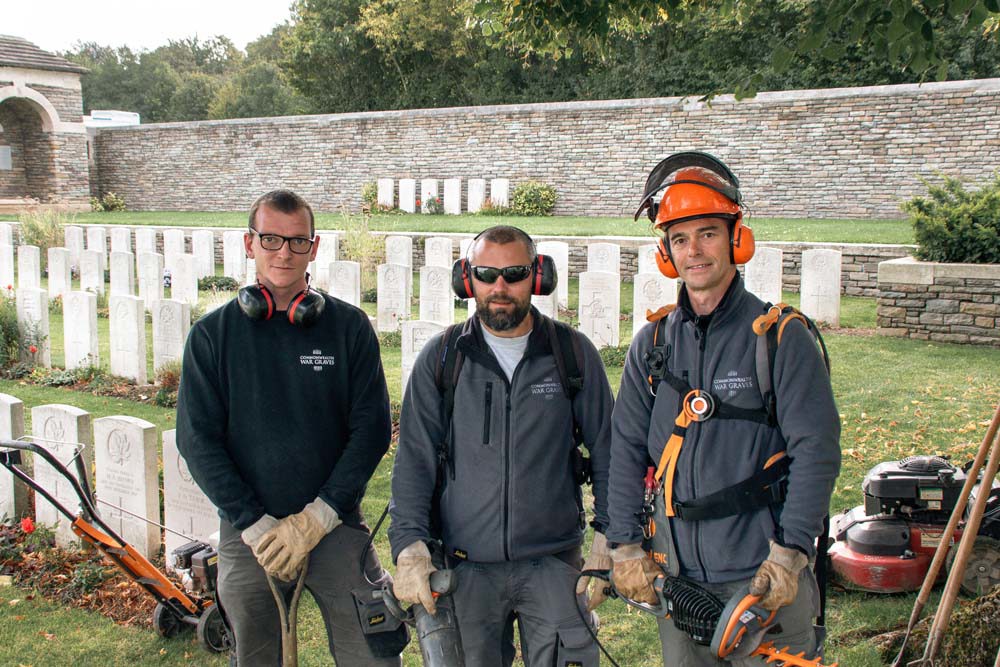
[683,390,716,421]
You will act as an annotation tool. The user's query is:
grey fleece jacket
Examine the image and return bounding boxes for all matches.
[607,274,840,583]
[388,309,614,563]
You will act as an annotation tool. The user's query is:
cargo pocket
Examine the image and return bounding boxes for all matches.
[555,625,599,667]
[351,586,410,658]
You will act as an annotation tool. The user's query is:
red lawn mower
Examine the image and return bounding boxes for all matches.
[829,455,1000,595]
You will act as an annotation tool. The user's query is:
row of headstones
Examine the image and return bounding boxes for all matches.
[14,286,191,384]
[0,394,215,569]
[377,178,510,214]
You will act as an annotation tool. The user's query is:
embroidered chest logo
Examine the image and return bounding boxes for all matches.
[300,348,335,371]
[530,376,562,400]
[712,369,754,399]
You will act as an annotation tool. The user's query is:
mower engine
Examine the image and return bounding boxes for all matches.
[829,455,1000,595]
[172,540,219,595]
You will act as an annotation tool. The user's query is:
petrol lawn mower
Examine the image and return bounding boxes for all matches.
[829,455,1000,596]
[0,438,233,658]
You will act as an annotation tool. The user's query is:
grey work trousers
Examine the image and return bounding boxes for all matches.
[218,519,403,667]
[656,566,821,667]
[450,550,600,667]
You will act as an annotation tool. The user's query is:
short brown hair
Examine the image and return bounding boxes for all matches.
[249,189,315,236]
[470,225,536,260]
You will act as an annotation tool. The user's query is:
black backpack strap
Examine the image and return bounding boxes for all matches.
[435,323,465,482]
[545,317,591,485]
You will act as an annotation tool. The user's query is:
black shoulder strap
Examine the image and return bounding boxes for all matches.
[546,317,584,401]
[435,323,465,482]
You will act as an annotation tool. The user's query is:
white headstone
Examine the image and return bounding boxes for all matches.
[47,248,71,299]
[800,249,842,327]
[578,271,620,348]
[467,179,485,213]
[162,430,219,572]
[385,235,413,269]
[86,226,107,274]
[0,244,13,290]
[80,249,104,296]
[531,292,558,319]
[223,230,246,280]
[399,179,416,213]
[137,252,164,310]
[377,264,410,332]
[537,241,569,308]
[110,227,131,255]
[0,223,12,246]
[419,266,454,327]
[377,178,394,208]
[94,416,159,558]
[420,179,438,213]
[0,394,27,521]
[637,244,660,276]
[110,251,135,296]
[245,258,256,286]
[401,320,445,389]
[744,247,783,306]
[30,404,93,547]
[110,296,147,384]
[64,226,84,270]
[443,178,461,215]
[163,229,186,273]
[632,273,678,338]
[588,242,621,275]
[134,227,157,256]
[153,299,191,371]
[15,287,50,367]
[328,261,361,307]
[310,233,339,290]
[17,245,40,289]
[424,237,453,268]
[171,253,198,305]
[490,178,510,207]
[63,291,99,370]
[192,230,215,280]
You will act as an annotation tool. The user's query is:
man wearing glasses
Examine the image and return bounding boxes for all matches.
[388,225,614,665]
[177,190,405,665]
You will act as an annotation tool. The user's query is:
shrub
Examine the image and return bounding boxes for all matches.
[477,198,512,216]
[361,181,378,211]
[511,181,557,216]
[17,210,67,267]
[0,292,19,367]
[339,210,384,299]
[903,174,1000,264]
[90,192,126,212]
[378,330,401,347]
[155,359,183,390]
[424,195,444,215]
[198,275,240,292]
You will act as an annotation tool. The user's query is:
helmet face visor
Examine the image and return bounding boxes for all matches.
[633,151,742,223]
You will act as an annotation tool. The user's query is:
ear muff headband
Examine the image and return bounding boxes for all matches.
[451,226,557,299]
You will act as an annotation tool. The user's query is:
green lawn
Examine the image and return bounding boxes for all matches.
[16,211,916,245]
[2,294,998,666]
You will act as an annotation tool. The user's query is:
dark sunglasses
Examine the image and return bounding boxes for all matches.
[252,230,315,254]
[471,264,533,284]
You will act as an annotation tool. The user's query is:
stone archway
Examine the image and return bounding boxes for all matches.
[0,95,58,202]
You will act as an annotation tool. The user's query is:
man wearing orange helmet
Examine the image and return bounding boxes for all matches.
[605,152,841,665]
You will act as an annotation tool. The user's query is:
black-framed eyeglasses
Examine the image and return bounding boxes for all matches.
[471,264,533,284]
[251,230,315,254]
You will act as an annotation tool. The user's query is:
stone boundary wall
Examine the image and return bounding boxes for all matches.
[878,258,1000,347]
[91,79,1000,219]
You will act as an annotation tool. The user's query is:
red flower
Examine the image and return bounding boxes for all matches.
[416,199,422,207]
[5,284,10,291]
[20,517,35,533]
[29,345,37,354]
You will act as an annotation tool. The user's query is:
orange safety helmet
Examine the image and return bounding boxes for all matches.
[634,152,755,279]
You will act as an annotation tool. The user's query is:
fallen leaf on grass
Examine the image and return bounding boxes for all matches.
[8,598,20,606]
[38,632,55,641]
[159,648,167,656]
[13,615,25,621]
[0,574,12,585]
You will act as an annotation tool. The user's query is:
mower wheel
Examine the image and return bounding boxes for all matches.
[946,535,1000,597]
[197,603,232,654]
[153,602,184,638]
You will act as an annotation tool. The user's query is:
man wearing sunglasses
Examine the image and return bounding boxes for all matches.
[177,190,405,665]
[389,225,614,666]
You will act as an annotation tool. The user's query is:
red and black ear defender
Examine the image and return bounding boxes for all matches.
[238,280,326,327]
[451,226,558,299]
[635,152,755,279]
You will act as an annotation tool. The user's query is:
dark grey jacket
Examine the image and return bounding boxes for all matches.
[607,275,840,583]
[388,310,614,563]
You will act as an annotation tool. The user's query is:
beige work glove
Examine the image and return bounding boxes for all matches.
[749,540,809,611]
[610,543,661,605]
[241,514,279,568]
[393,541,439,615]
[576,532,612,611]
[257,499,341,581]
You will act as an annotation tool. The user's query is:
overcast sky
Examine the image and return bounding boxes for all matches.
[6,0,295,54]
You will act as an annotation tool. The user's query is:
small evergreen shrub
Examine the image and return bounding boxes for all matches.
[198,275,240,292]
[511,181,557,216]
[90,192,127,212]
[903,174,1000,264]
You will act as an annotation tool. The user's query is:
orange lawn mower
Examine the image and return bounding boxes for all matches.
[0,438,234,659]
